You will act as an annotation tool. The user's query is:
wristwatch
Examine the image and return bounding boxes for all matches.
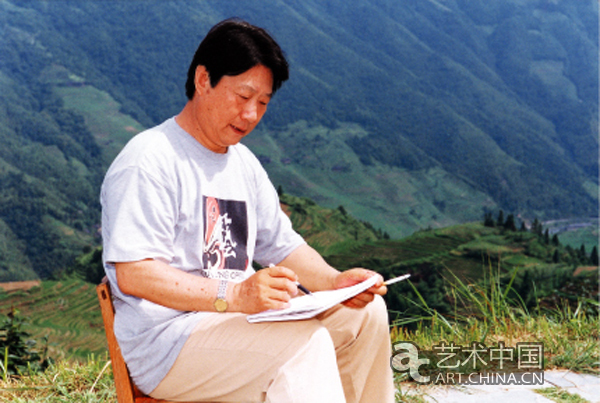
[214,280,228,313]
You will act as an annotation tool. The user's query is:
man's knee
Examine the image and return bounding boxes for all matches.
[276,317,332,351]
[320,294,390,349]
[362,294,389,330]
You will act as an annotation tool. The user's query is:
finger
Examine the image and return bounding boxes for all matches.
[335,268,381,289]
[342,296,369,309]
[340,290,374,308]
[266,264,298,281]
[257,286,291,302]
[368,284,387,296]
[372,273,385,287]
[267,285,301,310]
[250,284,293,311]
[254,271,297,298]
[354,290,376,304]
[365,273,385,293]
[269,276,298,297]
[266,299,291,311]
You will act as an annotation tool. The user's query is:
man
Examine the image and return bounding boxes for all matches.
[101,19,394,403]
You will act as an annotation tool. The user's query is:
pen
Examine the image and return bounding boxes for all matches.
[384,274,411,286]
[268,264,312,295]
[296,282,312,295]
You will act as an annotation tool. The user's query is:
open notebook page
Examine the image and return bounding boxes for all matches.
[247,275,380,323]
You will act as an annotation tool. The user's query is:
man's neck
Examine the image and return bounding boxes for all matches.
[175,101,228,154]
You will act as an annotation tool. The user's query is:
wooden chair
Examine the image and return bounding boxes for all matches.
[96,279,176,403]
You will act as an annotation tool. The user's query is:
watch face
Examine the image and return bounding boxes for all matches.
[214,298,228,313]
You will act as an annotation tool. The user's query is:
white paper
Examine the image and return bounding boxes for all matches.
[247,275,380,323]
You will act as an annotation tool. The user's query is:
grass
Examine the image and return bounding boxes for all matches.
[390,267,599,373]
[0,224,597,401]
[0,354,116,402]
[1,268,596,402]
[535,387,590,403]
[390,262,599,400]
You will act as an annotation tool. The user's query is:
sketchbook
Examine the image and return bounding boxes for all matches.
[247,274,409,323]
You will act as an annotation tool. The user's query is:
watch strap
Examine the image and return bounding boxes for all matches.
[214,280,229,313]
[217,279,228,300]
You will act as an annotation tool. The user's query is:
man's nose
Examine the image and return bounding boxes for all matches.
[241,101,259,122]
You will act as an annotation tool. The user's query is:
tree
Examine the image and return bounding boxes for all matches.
[531,218,543,237]
[591,246,599,266]
[484,212,495,227]
[496,210,505,227]
[517,270,534,308]
[552,250,560,263]
[579,244,587,262]
[504,214,517,231]
[0,309,51,377]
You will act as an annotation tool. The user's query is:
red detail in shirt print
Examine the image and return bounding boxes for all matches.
[202,196,249,271]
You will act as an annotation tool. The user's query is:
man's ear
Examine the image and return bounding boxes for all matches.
[194,65,211,95]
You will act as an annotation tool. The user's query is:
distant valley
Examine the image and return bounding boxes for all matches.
[0,0,597,280]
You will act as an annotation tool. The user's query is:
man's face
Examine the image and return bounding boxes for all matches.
[192,64,273,153]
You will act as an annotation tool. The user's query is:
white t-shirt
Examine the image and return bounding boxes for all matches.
[101,117,305,393]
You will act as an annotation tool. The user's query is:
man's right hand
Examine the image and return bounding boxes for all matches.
[229,265,299,313]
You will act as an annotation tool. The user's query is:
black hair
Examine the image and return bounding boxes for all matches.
[185,18,289,100]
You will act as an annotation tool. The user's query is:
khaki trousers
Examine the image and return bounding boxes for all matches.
[151,295,394,403]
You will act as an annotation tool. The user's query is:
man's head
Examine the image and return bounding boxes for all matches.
[185,19,289,100]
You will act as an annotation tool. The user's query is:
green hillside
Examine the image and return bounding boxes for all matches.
[326,221,599,319]
[0,0,597,280]
[1,215,596,360]
[280,193,383,255]
[0,279,106,361]
[0,196,385,360]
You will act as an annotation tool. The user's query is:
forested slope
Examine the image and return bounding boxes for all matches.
[0,0,597,279]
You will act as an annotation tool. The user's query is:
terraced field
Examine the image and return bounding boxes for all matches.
[0,222,595,362]
[280,194,380,256]
[326,222,553,282]
[0,279,107,361]
[327,225,477,270]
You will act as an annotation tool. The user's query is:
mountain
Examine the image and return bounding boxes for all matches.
[0,0,597,280]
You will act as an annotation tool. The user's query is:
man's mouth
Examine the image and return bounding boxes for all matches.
[231,124,246,135]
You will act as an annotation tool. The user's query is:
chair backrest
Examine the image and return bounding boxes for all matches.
[96,279,175,403]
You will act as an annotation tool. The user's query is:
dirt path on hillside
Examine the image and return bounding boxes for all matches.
[573,266,598,276]
[0,280,41,292]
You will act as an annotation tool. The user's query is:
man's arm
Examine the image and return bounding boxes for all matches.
[116,259,220,312]
[116,244,386,313]
[276,243,387,308]
[116,259,299,314]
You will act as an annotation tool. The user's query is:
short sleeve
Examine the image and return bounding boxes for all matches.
[101,166,177,264]
[252,167,305,266]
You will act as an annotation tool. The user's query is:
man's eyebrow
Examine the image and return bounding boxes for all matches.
[238,84,272,98]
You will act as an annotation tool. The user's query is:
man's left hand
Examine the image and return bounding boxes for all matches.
[333,268,387,308]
